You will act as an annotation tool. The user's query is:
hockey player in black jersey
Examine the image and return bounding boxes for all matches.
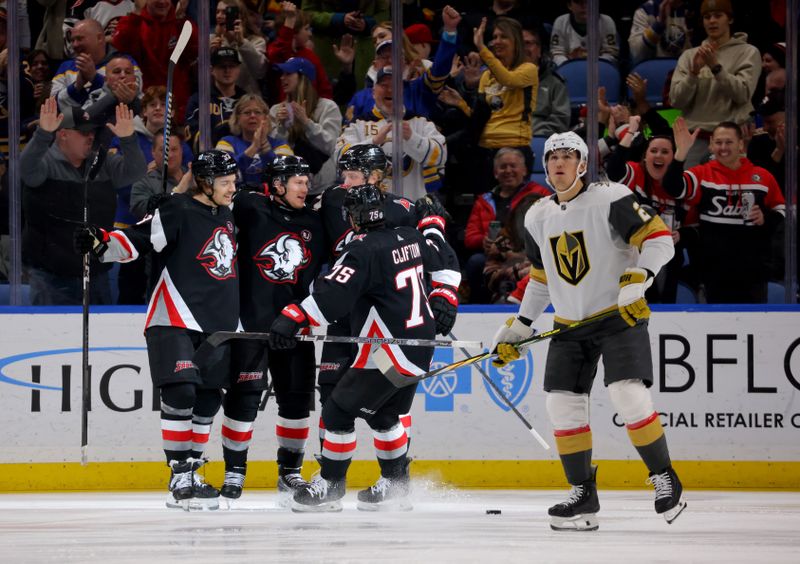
[269,184,459,512]
[219,155,327,504]
[73,150,239,510]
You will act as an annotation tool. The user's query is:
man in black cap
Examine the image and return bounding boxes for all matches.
[185,47,247,153]
[748,89,786,192]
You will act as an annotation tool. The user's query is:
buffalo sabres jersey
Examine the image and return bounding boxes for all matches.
[300,226,452,377]
[100,194,239,333]
[320,185,417,258]
[233,190,327,330]
[524,182,672,324]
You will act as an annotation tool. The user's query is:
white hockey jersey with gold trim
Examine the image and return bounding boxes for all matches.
[523,181,673,324]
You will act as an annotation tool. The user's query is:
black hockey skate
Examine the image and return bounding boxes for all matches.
[357,458,412,512]
[548,466,600,531]
[166,460,193,510]
[276,466,308,508]
[188,458,220,511]
[291,476,345,513]
[647,466,687,524]
[220,466,246,509]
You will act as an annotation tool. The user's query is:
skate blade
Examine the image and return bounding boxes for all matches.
[221,497,237,511]
[165,495,192,511]
[663,499,687,524]
[356,499,413,512]
[549,513,599,531]
[188,497,220,511]
[290,500,343,513]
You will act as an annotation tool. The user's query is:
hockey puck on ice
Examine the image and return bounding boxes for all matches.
[485,509,501,515]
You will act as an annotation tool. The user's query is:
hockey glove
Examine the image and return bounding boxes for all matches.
[490,317,535,368]
[269,304,310,350]
[414,193,451,224]
[618,267,654,327]
[429,286,458,335]
[146,193,172,216]
[73,225,109,257]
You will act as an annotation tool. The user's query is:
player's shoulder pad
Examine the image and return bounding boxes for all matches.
[386,193,415,212]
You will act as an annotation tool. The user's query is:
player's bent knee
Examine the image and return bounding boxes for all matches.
[608,379,654,425]
[160,382,196,410]
[545,391,590,429]
[321,396,357,433]
[277,391,314,419]
[224,389,262,421]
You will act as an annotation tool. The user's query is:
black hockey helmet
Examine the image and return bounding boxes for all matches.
[263,155,311,194]
[338,144,388,178]
[192,150,238,186]
[344,184,386,229]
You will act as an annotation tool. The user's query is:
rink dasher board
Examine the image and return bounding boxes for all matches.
[0,307,798,490]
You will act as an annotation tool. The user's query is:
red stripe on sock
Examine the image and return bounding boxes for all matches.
[162,429,192,442]
[553,425,591,437]
[323,439,357,453]
[374,435,408,452]
[276,425,310,440]
[222,426,253,442]
[192,433,210,444]
[627,412,659,430]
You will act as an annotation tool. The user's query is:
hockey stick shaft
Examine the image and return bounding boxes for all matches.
[161,20,193,194]
[205,330,482,349]
[449,331,550,450]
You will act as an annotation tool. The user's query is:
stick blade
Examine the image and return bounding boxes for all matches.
[170,20,193,64]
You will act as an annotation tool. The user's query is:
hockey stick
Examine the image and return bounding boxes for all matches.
[80,146,107,466]
[161,20,193,194]
[448,331,550,450]
[378,309,620,388]
[193,331,483,368]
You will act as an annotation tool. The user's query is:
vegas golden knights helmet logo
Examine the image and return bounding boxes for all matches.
[549,231,590,285]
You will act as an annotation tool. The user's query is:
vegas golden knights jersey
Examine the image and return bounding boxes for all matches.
[524,182,672,324]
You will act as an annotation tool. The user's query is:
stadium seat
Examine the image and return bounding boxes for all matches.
[555,59,621,107]
[627,58,678,106]
[530,135,547,173]
[767,282,785,304]
[675,282,697,304]
[0,283,32,305]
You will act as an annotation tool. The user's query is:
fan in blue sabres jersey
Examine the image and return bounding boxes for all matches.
[219,155,328,505]
[73,150,240,511]
[491,132,686,530]
[269,184,459,512]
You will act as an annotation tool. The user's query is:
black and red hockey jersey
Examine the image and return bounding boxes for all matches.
[233,190,328,330]
[300,225,452,378]
[100,194,239,333]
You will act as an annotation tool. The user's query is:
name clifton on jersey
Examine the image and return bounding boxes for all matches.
[392,242,422,265]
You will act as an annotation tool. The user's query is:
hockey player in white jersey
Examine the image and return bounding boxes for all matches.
[492,132,686,530]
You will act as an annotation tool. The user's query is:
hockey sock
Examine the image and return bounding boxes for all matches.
[626,412,671,473]
[318,416,325,451]
[160,383,195,462]
[399,413,412,451]
[276,416,310,470]
[221,390,261,469]
[190,388,222,459]
[554,425,593,484]
[320,429,356,481]
[371,423,409,477]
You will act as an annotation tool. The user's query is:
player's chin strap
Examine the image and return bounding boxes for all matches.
[546,159,588,199]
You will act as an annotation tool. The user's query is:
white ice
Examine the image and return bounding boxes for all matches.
[1,485,799,563]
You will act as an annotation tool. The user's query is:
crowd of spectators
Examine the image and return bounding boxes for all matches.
[0,0,792,306]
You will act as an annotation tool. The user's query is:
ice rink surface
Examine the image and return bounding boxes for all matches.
[1,485,799,563]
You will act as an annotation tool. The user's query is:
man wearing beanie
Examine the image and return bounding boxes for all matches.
[669,0,761,166]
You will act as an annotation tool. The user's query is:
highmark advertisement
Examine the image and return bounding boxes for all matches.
[0,308,798,488]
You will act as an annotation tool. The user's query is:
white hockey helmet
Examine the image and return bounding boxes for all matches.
[543,131,589,165]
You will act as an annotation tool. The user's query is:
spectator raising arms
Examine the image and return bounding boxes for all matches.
[522,26,570,137]
[269,57,342,194]
[628,0,691,64]
[216,94,293,189]
[668,0,761,167]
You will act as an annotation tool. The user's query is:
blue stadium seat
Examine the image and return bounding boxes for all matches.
[768,282,786,304]
[627,58,678,106]
[675,282,697,304]
[530,135,548,173]
[555,59,621,107]
[0,284,32,305]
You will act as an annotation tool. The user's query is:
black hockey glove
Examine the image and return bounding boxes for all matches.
[146,193,172,216]
[429,286,458,335]
[73,225,109,257]
[414,193,451,224]
[269,304,310,350]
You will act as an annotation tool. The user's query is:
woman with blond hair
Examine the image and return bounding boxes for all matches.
[216,94,293,189]
[269,57,342,194]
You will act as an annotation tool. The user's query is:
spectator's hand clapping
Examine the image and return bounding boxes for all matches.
[333,34,355,68]
[597,86,610,124]
[609,105,631,131]
[442,5,461,32]
[344,11,365,32]
[401,121,413,141]
[438,86,465,108]
[290,101,308,125]
[107,103,135,138]
[463,52,483,88]
[626,72,648,103]
[75,53,97,88]
[473,18,487,51]
[38,97,64,133]
[372,123,392,146]
[110,79,137,104]
[281,2,297,28]
[699,43,718,68]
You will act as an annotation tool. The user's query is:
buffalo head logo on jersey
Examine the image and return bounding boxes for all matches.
[549,230,590,285]
[197,227,237,280]
[254,233,310,283]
